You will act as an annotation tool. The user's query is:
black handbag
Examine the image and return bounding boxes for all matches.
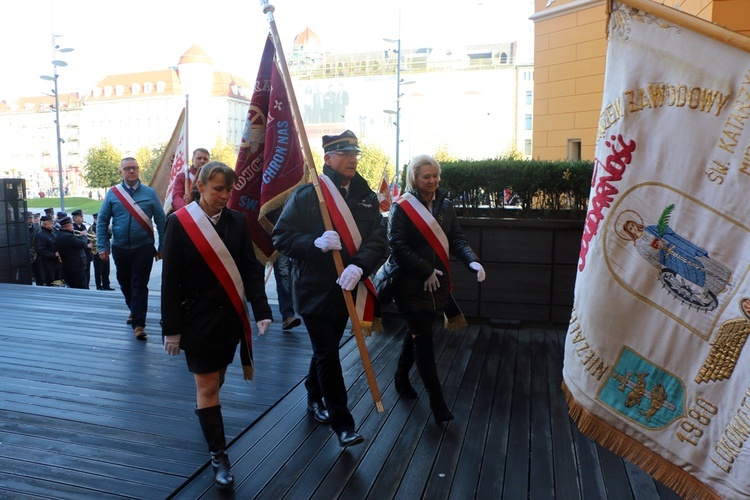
[373,256,399,305]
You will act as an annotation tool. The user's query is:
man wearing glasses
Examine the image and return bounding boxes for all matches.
[273,130,386,447]
[97,157,166,341]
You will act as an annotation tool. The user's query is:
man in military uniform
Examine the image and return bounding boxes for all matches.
[35,215,61,286]
[90,213,114,290]
[55,216,89,289]
[26,212,43,285]
[71,209,94,288]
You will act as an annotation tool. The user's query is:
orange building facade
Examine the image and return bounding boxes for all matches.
[530,0,750,161]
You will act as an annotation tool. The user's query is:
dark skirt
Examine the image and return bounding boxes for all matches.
[185,345,237,374]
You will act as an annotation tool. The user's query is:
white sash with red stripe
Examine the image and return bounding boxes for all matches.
[319,174,379,333]
[174,202,255,373]
[396,192,453,288]
[112,183,154,238]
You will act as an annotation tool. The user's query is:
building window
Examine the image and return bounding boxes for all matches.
[115,85,124,96]
[568,139,582,161]
[104,86,113,97]
[524,114,532,130]
[523,70,533,81]
[156,81,166,93]
[524,139,532,156]
[525,91,532,105]
[500,52,508,64]
[144,82,153,94]
[132,83,141,95]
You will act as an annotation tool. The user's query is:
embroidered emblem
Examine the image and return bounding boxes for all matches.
[615,205,733,312]
[599,347,684,429]
[695,298,750,384]
[609,2,681,41]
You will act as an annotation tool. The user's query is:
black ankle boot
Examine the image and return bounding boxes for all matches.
[196,405,235,490]
[413,334,454,422]
[395,333,417,399]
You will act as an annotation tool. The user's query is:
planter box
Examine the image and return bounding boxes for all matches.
[452,217,583,324]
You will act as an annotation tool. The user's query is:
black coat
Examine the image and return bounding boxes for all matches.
[272,165,387,317]
[160,207,272,354]
[388,188,479,314]
[55,229,88,276]
[34,227,60,273]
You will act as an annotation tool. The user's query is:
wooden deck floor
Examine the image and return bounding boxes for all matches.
[0,282,681,499]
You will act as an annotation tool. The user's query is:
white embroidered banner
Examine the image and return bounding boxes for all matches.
[563,2,750,498]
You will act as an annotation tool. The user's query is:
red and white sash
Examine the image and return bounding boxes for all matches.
[175,202,254,372]
[319,174,379,332]
[396,192,453,289]
[112,183,154,238]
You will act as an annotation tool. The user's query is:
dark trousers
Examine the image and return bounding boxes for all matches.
[32,258,44,286]
[112,245,154,329]
[302,314,355,433]
[93,253,111,288]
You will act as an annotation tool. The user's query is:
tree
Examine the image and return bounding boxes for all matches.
[82,140,123,189]
[356,142,393,191]
[135,142,166,185]
[433,145,458,163]
[211,137,238,167]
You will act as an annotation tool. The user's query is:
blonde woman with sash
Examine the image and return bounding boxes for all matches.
[161,162,272,490]
[388,154,486,422]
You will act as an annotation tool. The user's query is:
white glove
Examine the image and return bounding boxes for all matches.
[314,230,342,253]
[337,264,363,291]
[423,269,443,292]
[469,262,486,282]
[256,319,272,335]
[163,335,181,356]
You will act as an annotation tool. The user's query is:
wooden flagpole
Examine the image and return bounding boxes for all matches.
[260,0,384,412]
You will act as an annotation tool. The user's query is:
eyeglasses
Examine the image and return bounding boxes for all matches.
[331,151,361,159]
[122,166,139,172]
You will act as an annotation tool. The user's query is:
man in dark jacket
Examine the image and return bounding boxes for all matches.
[272,130,386,448]
[56,216,89,289]
[71,209,93,288]
[35,215,60,286]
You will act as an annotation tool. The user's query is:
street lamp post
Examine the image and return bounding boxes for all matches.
[40,36,73,211]
[383,37,402,180]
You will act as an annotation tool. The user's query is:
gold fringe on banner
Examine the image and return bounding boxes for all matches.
[562,381,720,500]
[445,313,468,331]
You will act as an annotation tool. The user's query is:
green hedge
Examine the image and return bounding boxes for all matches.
[438,158,594,219]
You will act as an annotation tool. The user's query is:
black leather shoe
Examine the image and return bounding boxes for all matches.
[336,429,364,447]
[306,399,330,424]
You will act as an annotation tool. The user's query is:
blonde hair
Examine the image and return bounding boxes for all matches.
[405,154,441,191]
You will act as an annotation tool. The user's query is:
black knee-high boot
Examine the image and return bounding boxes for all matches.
[395,332,418,399]
[195,405,234,490]
[413,334,454,422]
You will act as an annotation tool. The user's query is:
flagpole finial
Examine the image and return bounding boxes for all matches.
[260,0,274,15]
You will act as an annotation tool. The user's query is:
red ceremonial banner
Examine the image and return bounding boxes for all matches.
[228,36,305,264]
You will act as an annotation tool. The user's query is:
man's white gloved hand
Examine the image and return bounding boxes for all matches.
[163,335,181,356]
[469,262,486,282]
[256,319,272,335]
[423,269,444,292]
[337,264,363,291]
[314,230,342,253]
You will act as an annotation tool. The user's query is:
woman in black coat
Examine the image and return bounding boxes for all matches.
[161,162,272,490]
[388,154,486,422]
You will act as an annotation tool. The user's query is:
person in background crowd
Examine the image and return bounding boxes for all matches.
[387,154,486,422]
[35,215,61,286]
[97,157,166,340]
[27,212,44,285]
[169,148,211,213]
[71,209,93,288]
[55,216,89,289]
[272,130,386,447]
[161,161,272,491]
[90,213,114,291]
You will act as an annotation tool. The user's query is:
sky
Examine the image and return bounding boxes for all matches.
[0,0,535,100]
